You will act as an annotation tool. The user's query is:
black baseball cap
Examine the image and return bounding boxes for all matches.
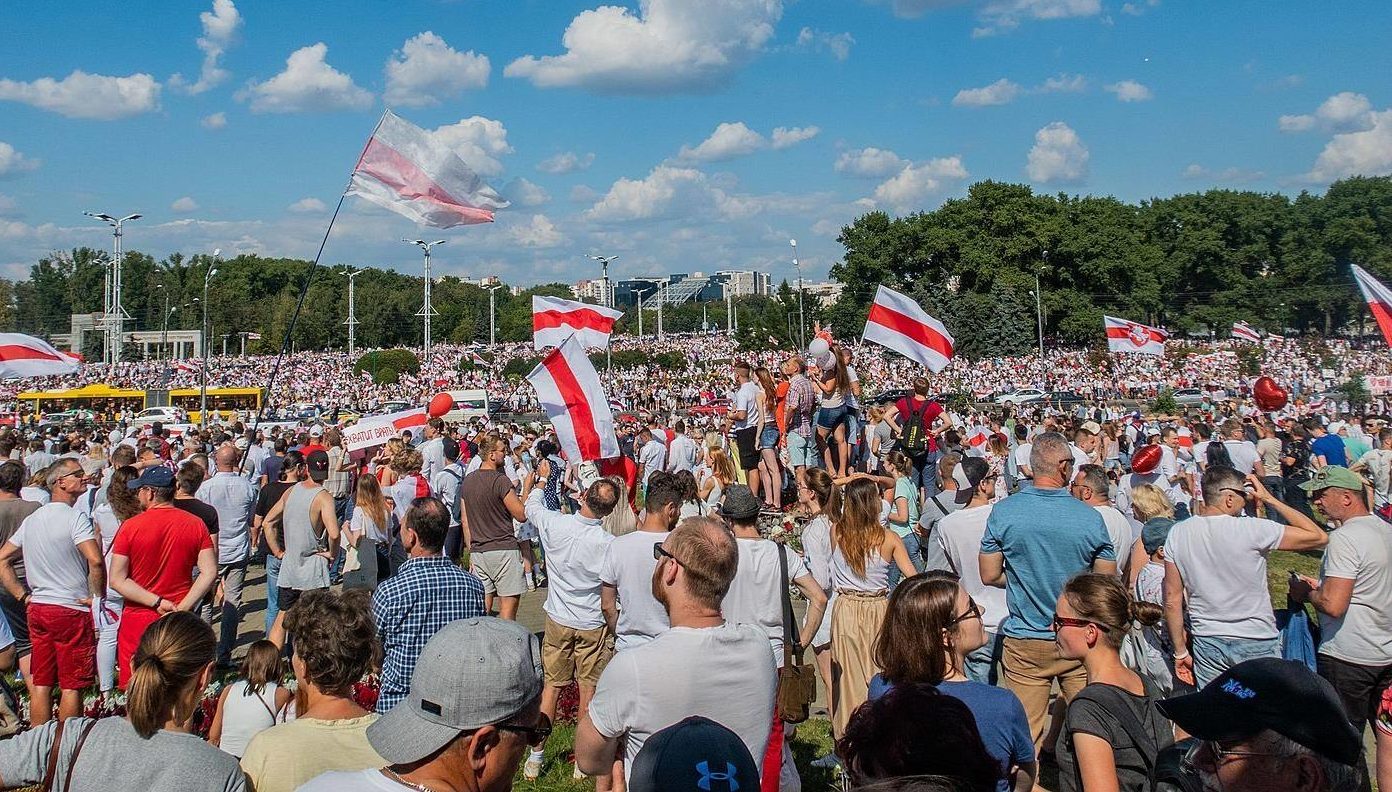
[306,449,330,482]
[441,437,460,462]
[952,457,990,505]
[1158,657,1361,766]
[628,716,758,792]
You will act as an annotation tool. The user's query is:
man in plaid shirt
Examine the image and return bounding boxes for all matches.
[782,355,817,488]
[372,496,486,712]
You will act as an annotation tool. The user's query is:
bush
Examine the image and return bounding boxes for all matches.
[1149,387,1178,416]
[1234,347,1262,377]
[373,365,399,385]
[503,357,540,380]
[1338,373,1370,407]
[354,349,420,381]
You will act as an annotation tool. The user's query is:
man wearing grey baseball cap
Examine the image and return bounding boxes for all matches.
[297,617,547,792]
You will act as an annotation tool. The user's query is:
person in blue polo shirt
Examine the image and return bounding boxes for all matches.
[980,431,1116,754]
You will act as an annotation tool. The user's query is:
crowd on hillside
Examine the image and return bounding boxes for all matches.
[0,336,1382,791]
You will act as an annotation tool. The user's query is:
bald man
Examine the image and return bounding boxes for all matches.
[197,444,259,666]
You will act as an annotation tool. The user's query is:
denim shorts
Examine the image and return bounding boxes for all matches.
[1191,634,1280,688]
[759,425,780,449]
[816,403,849,430]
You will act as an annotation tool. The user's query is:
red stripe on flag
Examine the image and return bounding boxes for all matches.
[1105,327,1166,343]
[533,308,616,334]
[542,351,603,460]
[357,137,495,224]
[867,302,952,359]
[1369,300,1392,349]
[0,345,67,363]
[392,412,429,431]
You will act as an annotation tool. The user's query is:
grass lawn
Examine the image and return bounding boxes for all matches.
[1267,548,1324,610]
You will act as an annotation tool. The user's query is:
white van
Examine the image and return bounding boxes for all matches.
[443,389,490,424]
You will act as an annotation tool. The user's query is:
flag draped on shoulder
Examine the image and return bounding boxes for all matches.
[527,334,620,461]
[1104,315,1168,356]
[1231,321,1262,343]
[861,285,954,372]
[1352,264,1392,349]
[533,296,623,351]
[347,110,508,228]
[0,334,81,378]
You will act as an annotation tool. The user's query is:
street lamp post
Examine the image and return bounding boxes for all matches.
[1034,249,1048,370]
[200,251,220,428]
[344,268,362,357]
[407,239,446,359]
[587,254,618,310]
[84,211,142,365]
[790,239,805,349]
[486,283,504,346]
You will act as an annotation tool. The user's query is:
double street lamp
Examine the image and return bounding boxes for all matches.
[200,250,221,427]
[84,211,141,365]
[407,239,446,359]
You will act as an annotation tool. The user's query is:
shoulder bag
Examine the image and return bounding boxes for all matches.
[776,544,817,724]
[42,717,99,792]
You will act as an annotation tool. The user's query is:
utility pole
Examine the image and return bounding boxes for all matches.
[200,251,221,428]
[84,211,142,365]
[1034,249,1048,370]
[407,239,446,359]
[486,283,504,346]
[790,238,805,349]
[344,268,362,357]
[587,254,618,312]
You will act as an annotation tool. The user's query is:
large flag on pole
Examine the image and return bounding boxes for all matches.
[0,334,81,378]
[533,296,623,351]
[527,334,620,461]
[1104,315,1168,355]
[1352,264,1392,348]
[347,110,508,228]
[861,285,954,372]
[1232,321,1262,343]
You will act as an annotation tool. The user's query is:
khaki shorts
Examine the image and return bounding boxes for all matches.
[541,615,613,687]
[470,548,526,598]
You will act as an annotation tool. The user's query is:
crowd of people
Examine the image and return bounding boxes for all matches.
[0,329,1383,792]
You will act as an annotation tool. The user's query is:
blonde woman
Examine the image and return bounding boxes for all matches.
[1123,484,1173,589]
[699,444,737,509]
[373,438,405,488]
[343,474,389,589]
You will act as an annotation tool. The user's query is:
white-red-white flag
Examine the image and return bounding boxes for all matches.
[348,110,508,228]
[1104,315,1168,356]
[1352,264,1392,349]
[526,334,620,461]
[533,296,623,351]
[0,334,80,378]
[967,426,990,449]
[861,285,954,372]
[1232,321,1262,343]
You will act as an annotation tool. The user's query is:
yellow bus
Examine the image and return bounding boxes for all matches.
[169,387,265,424]
[16,384,146,420]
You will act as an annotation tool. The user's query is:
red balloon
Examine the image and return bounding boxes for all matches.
[1253,376,1289,412]
[428,392,454,418]
[1130,444,1163,475]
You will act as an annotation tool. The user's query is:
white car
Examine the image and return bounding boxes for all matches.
[130,406,184,428]
[994,388,1046,405]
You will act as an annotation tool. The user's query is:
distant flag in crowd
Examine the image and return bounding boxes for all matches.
[176,360,200,374]
[469,351,488,366]
[861,285,954,373]
[347,110,508,228]
[1231,321,1262,343]
[0,334,80,379]
[1352,264,1392,349]
[533,296,623,351]
[246,332,263,340]
[1104,315,1169,356]
[526,334,620,461]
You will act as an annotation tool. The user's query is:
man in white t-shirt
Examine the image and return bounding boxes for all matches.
[1350,427,1392,508]
[1072,463,1139,580]
[935,457,1008,685]
[665,421,700,474]
[635,428,666,491]
[599,474,681,652]
[1215,418,1265,477]
[1164,466,1328,688]
[1290,466,1392,753]
[729,362,763,497]
[576,516,776,786]
[416,417,446,482]
[1070,422,1100,469]
[0,458,106,725]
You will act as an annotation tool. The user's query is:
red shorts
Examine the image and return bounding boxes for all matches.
[117,606,161,690]
[28,603,95,691]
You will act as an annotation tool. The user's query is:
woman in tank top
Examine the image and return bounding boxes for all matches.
[209,640,293,758]
[828,477,918,741]
[699,444,736,508]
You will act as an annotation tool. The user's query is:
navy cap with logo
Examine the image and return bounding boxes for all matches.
[126,466,174,490]
[628,716,758,792]
[1157,657,1361,766]
[306,449,330,482]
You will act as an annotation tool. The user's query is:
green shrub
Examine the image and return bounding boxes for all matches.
[354,349,420,381]
[1150,387,1178,415]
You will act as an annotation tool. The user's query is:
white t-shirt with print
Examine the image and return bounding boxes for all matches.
[1165,514,1284,640]
[9,502,95,611]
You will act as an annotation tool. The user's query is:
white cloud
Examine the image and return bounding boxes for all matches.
[1121,0,1160,15]
[504,0,782,94]
[882,0,971,18]
[871,157,968,211]
[0,70,160,120]
[1026,121,1088,183]
[587,165,712,222]
[288,197,327,213]
[0,194,18,217]
[835,147,909,178]
[811,218,843,237]
[570,184,600,203]
[170,0,243,95]
[239,43,373,113]
[1038,73,1087,93]
[1105,79,1152,102]
[953,78,1022,107]
[383,32,490,108]
[795,27,855,61]
[0,142,40,178]
[1306,108,1392,182]
[1280,91,1374,134]
[771,126,820,149]
[974,0,1101,36]
[679,122,766,162]
[538,151,595,174]
[201,112,227,130]
[1180,164,1264,183]
[502,178,551,207]
[507,214,566,248]
[429,116,513,177]
[170,196,199,213]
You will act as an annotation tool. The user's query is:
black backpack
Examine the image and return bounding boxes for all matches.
[899,401,931,457]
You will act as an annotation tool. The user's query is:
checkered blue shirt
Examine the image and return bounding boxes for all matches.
[372,555,487,712]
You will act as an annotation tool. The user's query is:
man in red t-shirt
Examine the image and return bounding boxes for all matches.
[108,466,218,688]
[883,377,949,497]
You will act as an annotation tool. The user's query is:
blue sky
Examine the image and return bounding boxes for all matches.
[0,0,1389,289]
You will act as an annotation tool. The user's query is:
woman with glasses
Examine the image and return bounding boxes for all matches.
[867,572,1036,792]
[1052,573,1171,792]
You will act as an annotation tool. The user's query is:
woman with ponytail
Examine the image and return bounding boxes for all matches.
[1052,573,1173,792]
[0,611,246,791]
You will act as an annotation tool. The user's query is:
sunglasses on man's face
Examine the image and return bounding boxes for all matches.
[496,712,552,748]
[652,543,685,568]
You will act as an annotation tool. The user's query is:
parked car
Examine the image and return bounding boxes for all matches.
[1048,391,1086,405]
[995,388,1046,405]
[131,406,185,428]
[1172,388,1206,405]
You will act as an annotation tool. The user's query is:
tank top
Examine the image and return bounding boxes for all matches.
[705,478,724,507]
[277,484,329,591]
[218,680,281,758]
[831,543,890,592]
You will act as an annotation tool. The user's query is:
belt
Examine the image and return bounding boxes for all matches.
[834,588,888,599]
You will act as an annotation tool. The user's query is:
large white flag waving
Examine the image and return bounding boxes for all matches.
[533,296,623,351]
[1352,264,1392,349]
[0,334,81,378]
[861,285,954,372]
[1104,315,1168,355]
[526,334,620,461]
[348,110,508,228]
